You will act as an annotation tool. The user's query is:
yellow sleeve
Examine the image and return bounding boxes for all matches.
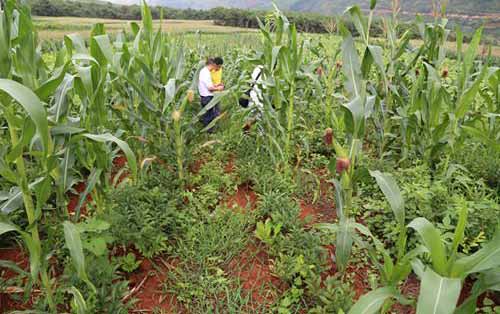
[211,69,222,85]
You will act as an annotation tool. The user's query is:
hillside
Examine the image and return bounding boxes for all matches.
[139,0,499,15]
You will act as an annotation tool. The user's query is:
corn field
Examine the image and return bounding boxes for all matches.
[0,0,499,313]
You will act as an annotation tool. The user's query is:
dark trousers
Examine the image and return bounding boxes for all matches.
[200,96,220,129]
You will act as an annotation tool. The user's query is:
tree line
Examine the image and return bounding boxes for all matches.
[29,0,386,34]
[29,0,495,44]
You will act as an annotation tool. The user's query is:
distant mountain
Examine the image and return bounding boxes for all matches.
[109,0,499,15]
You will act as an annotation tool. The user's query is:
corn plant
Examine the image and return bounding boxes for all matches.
[0,1,137,310]
[316,4,385,274]
[345,171,415,313]
[391,6,489,167]
[408,207,500,314]
[249,6,305,171]
[0,75,57,313]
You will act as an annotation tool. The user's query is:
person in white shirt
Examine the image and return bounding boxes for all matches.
[242,65,265,133]
[198,57,224,131]
[249,65,264,109]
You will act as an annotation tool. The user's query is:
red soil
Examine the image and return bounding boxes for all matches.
[226,242,284,308]
[128,258,183,313]
[67,181,91,217]
[0,247,28,280]
[189,158,207,175]
[225,183,258,212]
[298,167,337,225]
[298,200,336,225]
[111,155,130,185]
[392,274,420,314]
[224,155,236,174]
[113,155,127,168]
[67,155,130,218]
[224,182,284,309]
[0,247,32,312]
[346,264,373,300]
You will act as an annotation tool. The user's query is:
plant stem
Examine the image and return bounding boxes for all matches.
[285,84,295,169]
[6,116,56,312]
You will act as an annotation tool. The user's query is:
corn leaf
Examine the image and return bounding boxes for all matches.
[83,133,137,180]
[63,221,95,292]
[370,170,405,225]
[330,178,344,219]
[0,79,49,154]
[456,66,488,120]
[451,231,500,276]
[408,218,448,275]
[341,34,362,99]
[455,268,500,314]
[336,217,354,273]
[348,287,397,314]
[416,268,461,314]
[48,73,74,122]
[0,221,19,235]
[68,287,88,314]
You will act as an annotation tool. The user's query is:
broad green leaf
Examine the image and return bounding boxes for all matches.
[416,268,461,314]
[463,27,483,74]
[330,179,344,219]
[65,33,87,55]
[20,232,42,283]
[0,187,23,213]
[0,10,11,78]
[69,287,88,314]
[49,74,74,122]
[344,6,367,43]
[35,63,68,101]
[34,176,52,212]
[141,0,153,36]
[348,287,397,314]
[121,74,159,112]
[196,90,230,119]
[341,34,362,99]
[462,125,500,152]
[72,53,99,65]
[455,268,500,314]
[456,66,488,119]
[0,221,19,235]
[370,171,405,225]
[0,79,49,154]
[7,119,35,162]
[315,223,339,233]
[63,221,95,292]
[0,178,46,214]
[336,217,354,272]
[412,259,426,279]
[83,133,137,180]
[0,154,17,183]
[163,79,176,111]
[0,260,28,276]
[452,231,500,276]
[448,202,468,267]
[408,218,447,275]
[342,96,364,138]
[91,35,113,65]
[83,237,107,257]
[367,45,388,88]
[51,126,85,136]
[72,168,101,220]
